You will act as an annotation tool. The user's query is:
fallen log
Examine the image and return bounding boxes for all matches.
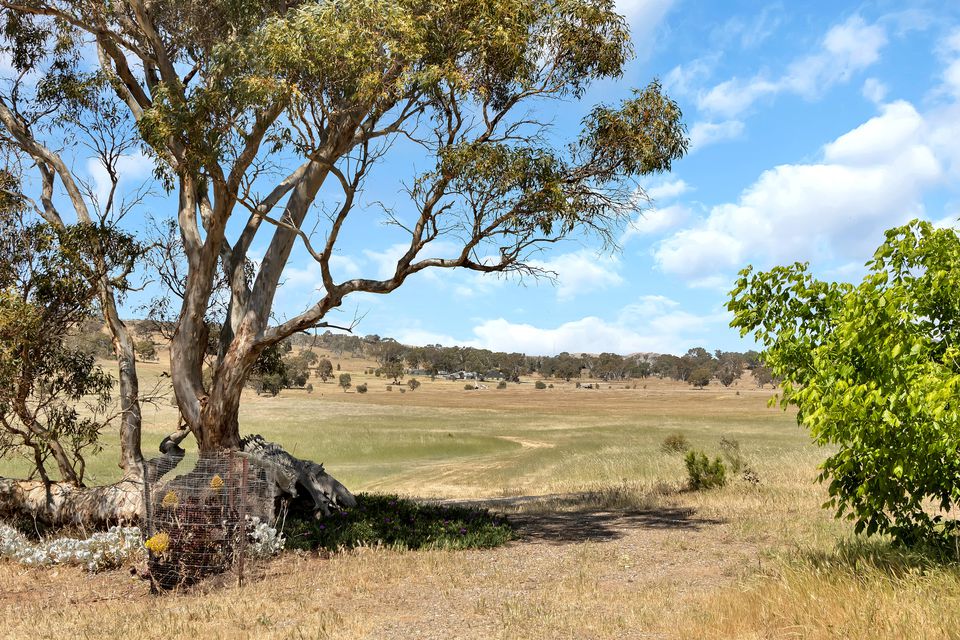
[0,431,355,527]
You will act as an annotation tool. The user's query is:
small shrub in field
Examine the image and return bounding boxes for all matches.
[548,383,554,389]
[283,494,514,552]
[385,385,392,391]
[305,383,313,393]
[661,433,691,454]
[464,383,475,391]
[356,383,368,394]
[407,378,421,391]
[685,450,726,490]
[496,381,507,389]
[399,388,406,394]
[719,436,759,482]
[719,436,745,472]
[534,380,547,389]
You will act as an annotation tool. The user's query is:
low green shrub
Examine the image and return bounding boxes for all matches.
[534,380,547,389]
[685,450,727,490]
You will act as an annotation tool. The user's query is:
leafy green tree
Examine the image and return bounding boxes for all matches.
[688,366,712,389]
[282,352,312,387]
[257,373,285,397]
[752,365,776,389]
[715,353,743,387]
[338,373,352,393]
[729,220,960,545]
[380,360,405,385]
[317,358,334,382]
[0,188,139,486]
[136,339,156,361]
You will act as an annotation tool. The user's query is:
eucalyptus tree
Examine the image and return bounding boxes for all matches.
[0,0,686,521]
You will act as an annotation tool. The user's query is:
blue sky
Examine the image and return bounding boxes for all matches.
[103,2,960,355]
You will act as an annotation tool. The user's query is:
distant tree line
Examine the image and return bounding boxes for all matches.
[652,348,778,389]
[70,323,777,393]
[289,332,777,387]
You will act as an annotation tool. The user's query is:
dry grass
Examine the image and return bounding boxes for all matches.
[1,369,956,638]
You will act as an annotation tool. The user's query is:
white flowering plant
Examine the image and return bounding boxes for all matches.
[0,516,285,574]
[0,523,143,572]
[246,516,285,557]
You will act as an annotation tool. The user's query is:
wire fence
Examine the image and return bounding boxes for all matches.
[142,451,275,590]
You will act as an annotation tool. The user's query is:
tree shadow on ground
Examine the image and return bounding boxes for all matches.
[440,493,726,545]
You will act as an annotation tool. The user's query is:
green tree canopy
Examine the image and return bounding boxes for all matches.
[729,220,960,546]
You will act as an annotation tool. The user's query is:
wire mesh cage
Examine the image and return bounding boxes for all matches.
[142,451,276,590]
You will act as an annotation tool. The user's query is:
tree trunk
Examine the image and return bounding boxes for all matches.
[194,319,264,452]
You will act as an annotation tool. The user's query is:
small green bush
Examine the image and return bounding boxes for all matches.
[356,383,368,394]
[496,381,507,389]
[685,450,727,490]
[464,383,475,391]
[534,380,547,389]
[661,433,691,454]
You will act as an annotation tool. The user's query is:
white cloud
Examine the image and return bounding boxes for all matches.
[622,203,690,241]
[713,6,783,50]
[664,57,716,97]
[281,255,362,291]
[85,151,153,212]
[615,0,677,59]
[862,78,888,104]
[654,100,944,279]
[459,295,728,355]
[529,249,624,300]
[937,28,960,99]
[362,240,461,280]
[392,328,463,347]
[647,179,690,201]
[697,78,778,119]
[822,100,923,164]
[363,243,410,280]
[698,15,888,118]
[688,120,745,150]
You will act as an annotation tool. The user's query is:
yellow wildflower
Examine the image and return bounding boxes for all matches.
[161,490,179,508]
[145,532,171,555]
[209,474,224,490]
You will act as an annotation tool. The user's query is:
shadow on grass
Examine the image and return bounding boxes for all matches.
[507,507,724,544]
[438,486,725,545]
